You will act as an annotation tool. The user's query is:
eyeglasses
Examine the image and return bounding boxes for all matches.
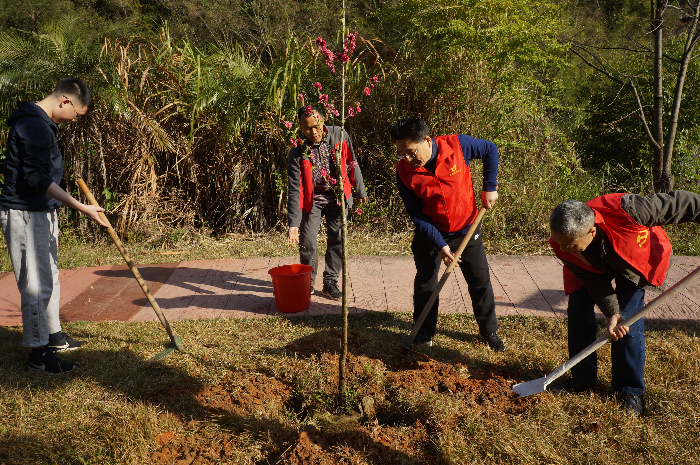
[63,95,82,120]
[396,140,425,161]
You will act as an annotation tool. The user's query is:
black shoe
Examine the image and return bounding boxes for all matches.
[47,333,86,352]
[481,332,505,352]
[413,334,433,347]
[622,394,644,416]
[27,350,75,375]
[553,378,599,395]
[322,282,342,301]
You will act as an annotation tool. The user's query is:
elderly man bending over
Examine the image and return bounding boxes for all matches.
[549,190,700,415]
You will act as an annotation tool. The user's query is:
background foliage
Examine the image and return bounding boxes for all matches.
[0,0,698,252]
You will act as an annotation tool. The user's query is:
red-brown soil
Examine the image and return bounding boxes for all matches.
[149,331,535,464]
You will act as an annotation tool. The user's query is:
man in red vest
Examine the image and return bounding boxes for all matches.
[391,115,504,352]
[287,105,367,299]
[549,191,700,415]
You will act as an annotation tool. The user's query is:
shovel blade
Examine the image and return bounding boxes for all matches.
[512,376,549,398]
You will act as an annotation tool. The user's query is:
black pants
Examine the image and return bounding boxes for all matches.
[411,223,498,341]
[299,201,343,286]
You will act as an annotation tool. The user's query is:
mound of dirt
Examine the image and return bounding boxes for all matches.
[151,431,238,465]
[385,359,531,415]
[195,372,292,417]
[281,421,433,465]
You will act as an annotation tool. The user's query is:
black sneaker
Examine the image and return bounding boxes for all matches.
[622,394,644,416]
[481,332,505,352]
[27,350,75,375]
[413,333,433,347]
[322,282,342,301]
[47,333,86,352]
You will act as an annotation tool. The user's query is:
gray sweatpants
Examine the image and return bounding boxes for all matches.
[0,206,61,347]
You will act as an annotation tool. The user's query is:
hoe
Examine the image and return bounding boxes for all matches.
[77,178,184,360]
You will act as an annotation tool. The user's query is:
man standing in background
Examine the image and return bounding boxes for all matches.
[286,105,367,299]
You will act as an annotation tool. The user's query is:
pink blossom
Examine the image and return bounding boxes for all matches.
[348,107,355,117]
[355,106,361,113]
[355,208,363,215]
[350,160,358,169]
[304,105,313,116]
[313,82,322,91]
[290,138,297,148]
[315,37,327,48]
[371,75,379,84]
[297,138,303,146]
[336,52,349,63]
[372,217,378,223]
[329,177,337,185]
[283,121,292,129]
[318,94,329,103]
[364,87,371,96]
[298,92,306,102]
[320,168,327,177]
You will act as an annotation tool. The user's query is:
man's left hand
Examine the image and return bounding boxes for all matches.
[606,314,629,341]
[481,190,498,209]
[358,196,368,204]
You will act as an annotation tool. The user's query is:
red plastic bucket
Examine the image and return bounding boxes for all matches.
[268,264,314,313]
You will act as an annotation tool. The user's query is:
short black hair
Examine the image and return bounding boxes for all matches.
[297,104,323,120]
[390,115,430,142]
[52,77,94,111]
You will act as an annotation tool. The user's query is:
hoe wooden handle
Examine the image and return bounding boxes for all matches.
[76,178,181,348]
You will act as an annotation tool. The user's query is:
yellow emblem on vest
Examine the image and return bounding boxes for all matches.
[637,230,649,247]
[449,164,462,176]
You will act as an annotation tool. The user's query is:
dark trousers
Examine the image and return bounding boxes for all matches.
[411,224,498,341]
[567,275,646,395]
[299,201,343,286]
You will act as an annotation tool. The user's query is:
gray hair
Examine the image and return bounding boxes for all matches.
[549,200,595,238]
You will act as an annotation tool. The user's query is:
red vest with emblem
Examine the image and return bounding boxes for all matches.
[551,192,672,294]
[298,138,356,213]
[396,135,477,232]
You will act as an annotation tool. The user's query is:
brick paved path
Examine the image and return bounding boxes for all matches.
[1,255,699,327]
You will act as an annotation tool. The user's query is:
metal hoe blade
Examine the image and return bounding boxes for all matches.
[151,335,184,360]
[512,375,555,398]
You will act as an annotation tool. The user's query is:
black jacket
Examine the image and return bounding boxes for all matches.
[0,101,63,210]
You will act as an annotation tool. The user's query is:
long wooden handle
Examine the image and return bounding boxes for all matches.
[543,264,700,388]
[408,208,487,342]
[76,178,180,346]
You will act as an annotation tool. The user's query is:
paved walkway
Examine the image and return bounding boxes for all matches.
[1,255,700,327]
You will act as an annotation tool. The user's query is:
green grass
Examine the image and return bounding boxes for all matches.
[1,313,700,464]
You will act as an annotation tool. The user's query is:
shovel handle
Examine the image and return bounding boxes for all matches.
[545,264,700,386]
[76,178,181,348]
[406,208,487,344]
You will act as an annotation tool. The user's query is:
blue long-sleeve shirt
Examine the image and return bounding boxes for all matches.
[396,135,499,249]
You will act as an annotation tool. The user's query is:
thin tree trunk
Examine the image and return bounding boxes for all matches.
[337,0,348,399]
[652,0,666,192]
[663,2,700,193]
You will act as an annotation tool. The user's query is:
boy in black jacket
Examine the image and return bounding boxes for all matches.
[0,77,107,374]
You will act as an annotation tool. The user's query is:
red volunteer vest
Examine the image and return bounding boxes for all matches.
[298,138,356,213]
[552,192,672,294]
[396,135,477,233]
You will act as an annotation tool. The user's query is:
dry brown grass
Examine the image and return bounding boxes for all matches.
[1,313,699,464]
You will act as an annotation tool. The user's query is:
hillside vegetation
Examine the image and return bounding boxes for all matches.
[0,0,698,254]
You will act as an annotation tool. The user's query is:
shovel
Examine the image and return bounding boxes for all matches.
[513,264,700,398]
[76,178,184,360]
[399,207,487,358]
